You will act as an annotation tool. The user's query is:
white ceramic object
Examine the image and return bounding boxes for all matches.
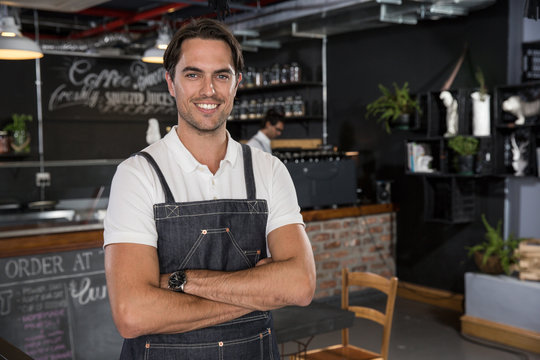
[471,91,490,136]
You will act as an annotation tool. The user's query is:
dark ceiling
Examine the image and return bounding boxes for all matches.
[1,0,499,57]
[0,0,289,56]
[14,0,287,40]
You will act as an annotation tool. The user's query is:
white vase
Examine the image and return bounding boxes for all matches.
[471,91,490,136]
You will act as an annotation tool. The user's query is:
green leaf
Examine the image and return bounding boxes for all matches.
[365,82,420,134]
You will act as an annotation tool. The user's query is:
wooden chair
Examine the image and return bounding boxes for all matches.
[297,269,398,360]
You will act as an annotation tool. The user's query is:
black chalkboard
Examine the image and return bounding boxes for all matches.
[0,248,123,359]
[41,55,176,121]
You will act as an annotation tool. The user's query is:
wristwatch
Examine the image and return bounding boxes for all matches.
[168,270,187,292]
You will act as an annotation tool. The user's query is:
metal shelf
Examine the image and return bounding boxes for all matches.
[0,159,123,169]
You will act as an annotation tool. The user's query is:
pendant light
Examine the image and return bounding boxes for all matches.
[141,26,171,64]
[0,9,43,60]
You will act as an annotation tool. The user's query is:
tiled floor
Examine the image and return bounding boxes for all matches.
[280,297,540,360]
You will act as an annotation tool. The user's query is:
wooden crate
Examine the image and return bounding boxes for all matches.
[518,239,540,281]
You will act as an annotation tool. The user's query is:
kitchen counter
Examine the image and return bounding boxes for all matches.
[0,221,105,258]
[0,204,396,258]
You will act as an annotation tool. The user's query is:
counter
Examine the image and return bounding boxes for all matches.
[0,204,395,259]
[0,203,396,359]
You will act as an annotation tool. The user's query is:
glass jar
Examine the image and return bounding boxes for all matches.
[293,95,306,117]
[284,96,294,117]
[290,62,301,83]
[245,67,255,88]
[263,67,271,87]
[280,64,290,84]
[239,100,249,120]
[248,99,258,119]
[0,131,9,154]
[275,97,285,113]
[230,100,240,121]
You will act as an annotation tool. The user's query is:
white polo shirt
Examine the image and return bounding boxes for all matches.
[103,127,303,248]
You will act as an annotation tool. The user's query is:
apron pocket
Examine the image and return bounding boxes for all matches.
[178,227,262,270]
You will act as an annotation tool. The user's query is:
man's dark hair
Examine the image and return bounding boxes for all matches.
[163,18,244,81]
[261,108,285,129]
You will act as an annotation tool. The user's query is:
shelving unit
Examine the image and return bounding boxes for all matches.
[492,81,540,177]
[405,82,540,223]
[230,79,324,141]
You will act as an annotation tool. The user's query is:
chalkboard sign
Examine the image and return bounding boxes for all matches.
[41,54,176,121]
[0,248,123,359]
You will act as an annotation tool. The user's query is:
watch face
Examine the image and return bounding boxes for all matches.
[168,270,186,292]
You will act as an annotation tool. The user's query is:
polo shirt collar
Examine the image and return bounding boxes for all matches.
[164,126,239,173]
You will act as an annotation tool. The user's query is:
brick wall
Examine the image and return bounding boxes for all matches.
[306,212,396,299]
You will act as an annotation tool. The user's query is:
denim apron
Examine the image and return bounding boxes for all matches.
[119,144,280,360]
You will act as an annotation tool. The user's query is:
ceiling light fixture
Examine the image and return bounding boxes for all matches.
[142,26,171,64]
[0,10,43,60]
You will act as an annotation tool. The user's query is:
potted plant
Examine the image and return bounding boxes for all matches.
[471,67,490,136]
[467,214,524,275]
[366,82,421,133]
[3,113,32,153]
[448,135,478,175]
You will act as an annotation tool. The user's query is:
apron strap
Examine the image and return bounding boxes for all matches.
[134,151,176,203]
[241,144,256,200]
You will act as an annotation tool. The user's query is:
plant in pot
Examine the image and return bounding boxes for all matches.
[467,214,524,275]
[3,113,32,153]
[471,67,490,136]
[447,135,478,175]
[366,82,421,133]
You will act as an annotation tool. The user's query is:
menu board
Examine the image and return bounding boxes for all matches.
[41,54,176,121]
[0,248,123,360]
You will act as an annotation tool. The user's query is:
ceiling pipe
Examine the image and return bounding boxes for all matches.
[77,7,136,18]
[69,1,201,39]
[70,0,284,40]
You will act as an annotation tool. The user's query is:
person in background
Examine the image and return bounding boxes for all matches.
[103,18,315,360]
[246,108,285,153]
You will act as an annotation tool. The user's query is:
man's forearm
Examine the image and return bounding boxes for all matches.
[111,279,254,338]
[179,257,314,311]
[159,224,316,312]
[105,243,254,339]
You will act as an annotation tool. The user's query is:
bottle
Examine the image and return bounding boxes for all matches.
[254,69,262,88]
[0,131,9,154]
[256,98,264,119]
[271,64,280,85]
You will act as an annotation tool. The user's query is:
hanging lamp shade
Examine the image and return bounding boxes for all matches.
[141,46,165,64]
[0,16,43,60]
[141,30,170,64]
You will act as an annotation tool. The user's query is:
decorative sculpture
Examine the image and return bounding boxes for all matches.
[510,133,529,176]
[502,95,540,125]
[440,91,458,137]
[146,118,161,145]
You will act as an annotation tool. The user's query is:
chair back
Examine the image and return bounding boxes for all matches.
[341,268,398,360]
